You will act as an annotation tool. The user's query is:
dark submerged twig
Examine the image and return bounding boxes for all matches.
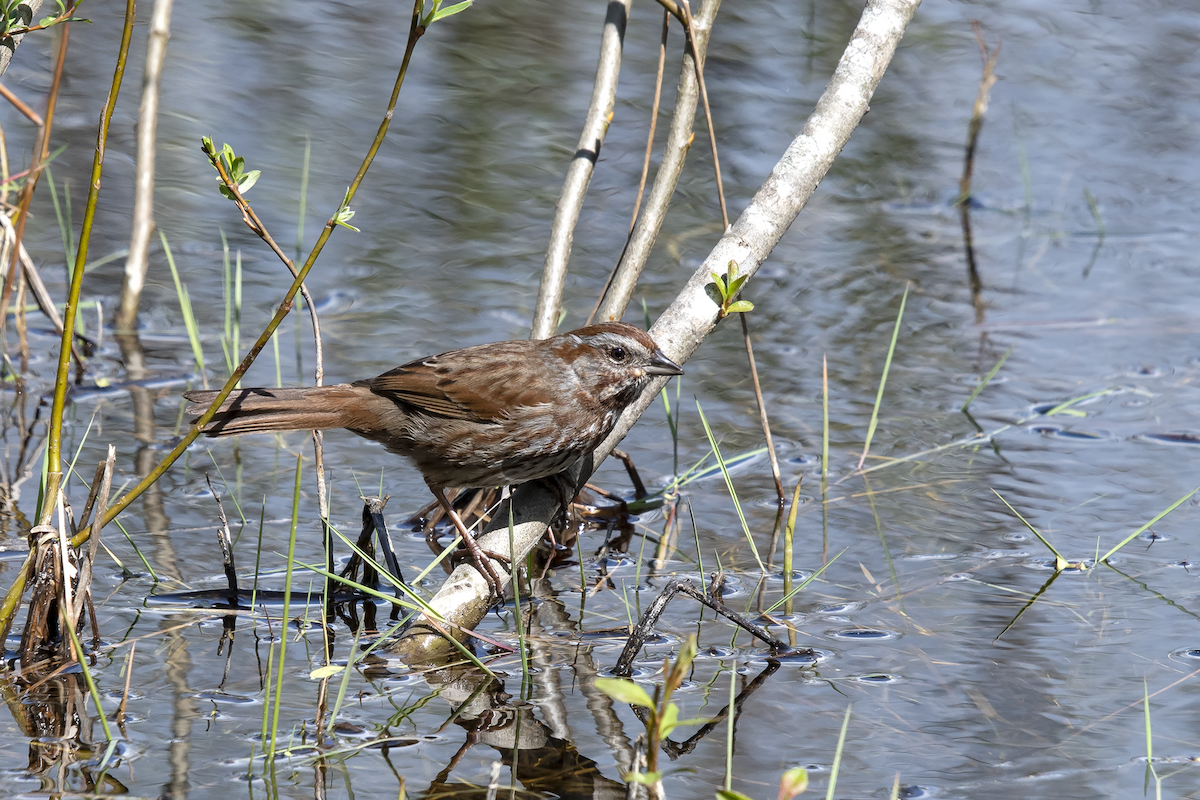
[206,475,240,599]
[958,22,999,321]
[655,660,780,759]
[612,577,801,676]
[354,496,408,618]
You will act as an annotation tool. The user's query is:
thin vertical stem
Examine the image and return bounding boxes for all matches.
[740,313,784,504]
[48,0,136,474]
[821,354,829,564]
[267,454,303,760]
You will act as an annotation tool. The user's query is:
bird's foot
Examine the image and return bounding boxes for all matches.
[458,530,508,599]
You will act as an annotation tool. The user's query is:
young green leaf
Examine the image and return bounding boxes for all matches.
[726,300,755,314]
[310,664,344,680]
[667,634,698,687]
[334,206,360,232]
[238,169,261,193]
[711,271,728,299]
[658,703,679,738]
[595,677,655,709]
[430,0,471,22]
[627,771,664,785]
[716,791,756,800]
[778,767,809,800]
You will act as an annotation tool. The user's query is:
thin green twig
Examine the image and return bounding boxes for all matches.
[46,0,136,476]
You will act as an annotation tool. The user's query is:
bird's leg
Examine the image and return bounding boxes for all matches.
[430,486,507,599]
[536,471,577,546]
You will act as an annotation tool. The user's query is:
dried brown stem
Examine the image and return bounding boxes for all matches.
[586,8,671,328]
[632,10,670,235]
[0,82,42,125]
[959,22,998,322]
[959,21,999,203]
[0,212,85,366]
[740,313,784,504]
[681,0,727,229]
[69,446,114,628]
[0,19,68,339]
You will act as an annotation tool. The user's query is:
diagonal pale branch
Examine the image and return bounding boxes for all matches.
[531,0,632,339]
[391,0,923,664]
[0,1,44,79]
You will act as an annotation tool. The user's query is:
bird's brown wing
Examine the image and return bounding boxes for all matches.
[361,343,551,423]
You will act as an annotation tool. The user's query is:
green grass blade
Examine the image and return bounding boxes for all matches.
[783,479,801,599]
[825,704,852,800]
[724,662,737,792]
[297,134,311,258]
[697,401,765,572]
[858,284,908,470]
[822,354,830,563]
[1100,486,1198,563]
[766,548,845,613]
[221,229,232,372]
[267,454,303,759]
[113,517,158,581]
[161,231,206,383]
[66,621,114,743]
[325,622,364,735]
[47,167,77,275]
[991,489,1068,569]
[822,354,829,486]
[961,346,1012,412]
[509,502,529,685]
[235,248,243,384]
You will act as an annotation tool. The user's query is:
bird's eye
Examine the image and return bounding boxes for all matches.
[609,346,627,362]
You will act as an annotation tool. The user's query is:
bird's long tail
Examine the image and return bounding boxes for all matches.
[184,385,369,436]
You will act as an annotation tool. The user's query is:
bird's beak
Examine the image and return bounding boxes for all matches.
[645,349,684,376]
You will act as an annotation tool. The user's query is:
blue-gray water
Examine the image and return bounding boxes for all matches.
[0,0,1198,797]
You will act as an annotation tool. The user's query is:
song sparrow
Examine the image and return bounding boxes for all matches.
[184,321,683,596]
